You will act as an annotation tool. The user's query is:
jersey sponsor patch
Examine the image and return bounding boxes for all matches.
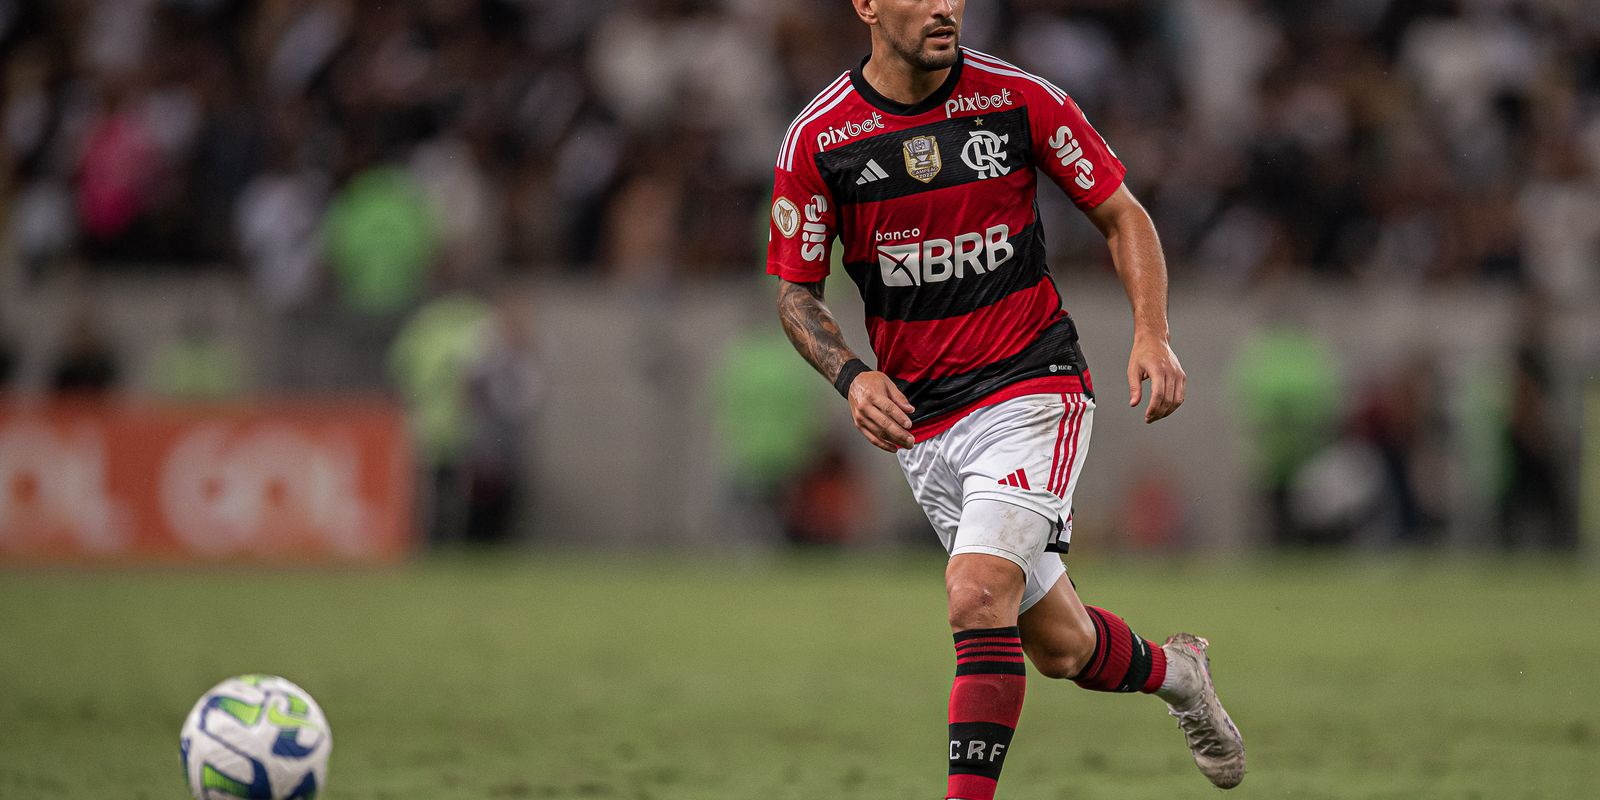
[799,194,830,263]
[945,87,1014,118]
[1046,126,1096,191]
[772,197,800,238]
[875,224,1015,287]
[816,111,884,151]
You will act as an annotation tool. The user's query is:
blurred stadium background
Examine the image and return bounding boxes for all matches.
[0,0,1597,796]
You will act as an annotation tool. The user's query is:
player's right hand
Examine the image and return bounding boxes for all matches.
[846,371,916,452]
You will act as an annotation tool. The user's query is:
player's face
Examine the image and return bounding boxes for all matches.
[870,0,963,71]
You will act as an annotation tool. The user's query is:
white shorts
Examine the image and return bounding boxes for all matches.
[897,393,1095,611]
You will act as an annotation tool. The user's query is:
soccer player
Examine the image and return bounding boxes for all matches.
[766,2,1246,798]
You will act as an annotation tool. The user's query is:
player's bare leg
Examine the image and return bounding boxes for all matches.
[946,553,1026,632]
[943,553,1027,800]
[1019,574,1246,789]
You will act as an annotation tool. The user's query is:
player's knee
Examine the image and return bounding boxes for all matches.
[947,580,1011,631]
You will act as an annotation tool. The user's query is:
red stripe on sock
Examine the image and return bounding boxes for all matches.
[955,654,1026,665]
[948,673,1026,727]
[1076,606,1165,694]
[955,647,1025,656]
[956,637,1024,649]
[1142,640,1168,694]
[946,774,998,800]
[1077,607,1133,692]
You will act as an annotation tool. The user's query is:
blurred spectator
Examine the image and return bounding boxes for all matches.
[387,289,493,544]
[1345,355,1448,546]
[1230,313,1342,545]
[781,439,870,547]
[1285,428,1389,546]
[1497,310,1577,550]
[1118,464,1191,552]
[51,309,120,395]
[323,165,438,316]
[463,297,545,544]
[710,315,831,541]
[234,163,328,311]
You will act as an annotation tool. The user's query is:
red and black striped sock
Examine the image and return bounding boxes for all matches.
[947,626,1026,800]
[1073,606,1167,694]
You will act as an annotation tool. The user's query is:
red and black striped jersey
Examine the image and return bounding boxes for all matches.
[767,48,1125,441]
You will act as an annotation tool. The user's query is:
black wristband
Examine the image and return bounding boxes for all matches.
[833,358,870,398]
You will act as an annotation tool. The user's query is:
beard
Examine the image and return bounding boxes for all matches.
[888,26,960,71]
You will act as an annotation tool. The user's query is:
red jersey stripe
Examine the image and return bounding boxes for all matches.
[866,280,1061,383]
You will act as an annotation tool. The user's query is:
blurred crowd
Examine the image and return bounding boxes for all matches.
[1,0,1597,299]
[0,0,1594,550]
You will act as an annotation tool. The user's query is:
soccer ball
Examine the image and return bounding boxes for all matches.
[179,675,332,799]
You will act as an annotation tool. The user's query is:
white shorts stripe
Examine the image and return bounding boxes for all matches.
[777,73,852,171]
[1047,394,1079,495]
[1058,395,1087,498]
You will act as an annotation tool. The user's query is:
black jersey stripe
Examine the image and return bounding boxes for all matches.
[815,107,1031,206]
[898,316,1089,425]
[842,218,1046,323]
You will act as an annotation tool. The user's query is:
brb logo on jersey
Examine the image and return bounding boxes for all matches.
[816,112,884,150]
[1048,125,1096,191]
[877,224,1014,287]
[961,130,1011,179]
[945,88,1013,118]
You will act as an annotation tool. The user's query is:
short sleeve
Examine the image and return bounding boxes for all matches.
[766,151,836,283]
[1028,89,1125,211]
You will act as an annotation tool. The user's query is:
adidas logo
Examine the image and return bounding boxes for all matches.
[997,469,1031,490]
[856,159,889,185]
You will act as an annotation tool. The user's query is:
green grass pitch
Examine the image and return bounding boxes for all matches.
[1,553,1595,798]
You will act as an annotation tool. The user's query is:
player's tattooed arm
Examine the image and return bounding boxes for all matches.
[776,279,855,384]
[776,279,916,452]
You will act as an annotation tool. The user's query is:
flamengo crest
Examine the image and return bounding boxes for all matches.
[903,135,942,183]
[961,130,1011,179]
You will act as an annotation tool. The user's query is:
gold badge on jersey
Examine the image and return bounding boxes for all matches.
[772,197,800,238]
[902,135,942,183]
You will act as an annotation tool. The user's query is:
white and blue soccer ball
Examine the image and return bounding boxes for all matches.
[180,675,332,799]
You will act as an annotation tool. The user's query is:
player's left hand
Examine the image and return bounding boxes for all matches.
[1127,334,1186,423]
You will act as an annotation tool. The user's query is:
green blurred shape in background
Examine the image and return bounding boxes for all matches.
[324,166,438,316]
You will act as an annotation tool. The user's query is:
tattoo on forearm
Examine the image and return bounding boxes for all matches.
[777,280,856,383]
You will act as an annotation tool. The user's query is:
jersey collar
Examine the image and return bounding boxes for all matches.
[850,51,964,117]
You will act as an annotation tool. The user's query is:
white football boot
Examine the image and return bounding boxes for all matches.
[1157,633,1245,789]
